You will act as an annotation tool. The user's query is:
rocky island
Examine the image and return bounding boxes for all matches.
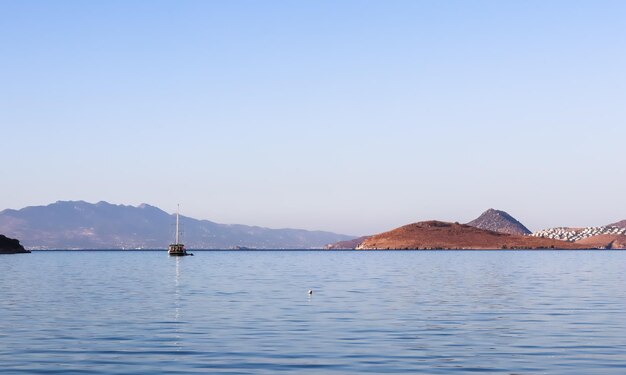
[327,208,625,250]
[356,221,588,250]
[0,234,30,254]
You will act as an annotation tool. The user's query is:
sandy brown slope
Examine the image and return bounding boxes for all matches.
[357,221,588,250]
[575,234,626,249]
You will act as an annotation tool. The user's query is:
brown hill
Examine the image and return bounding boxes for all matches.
[466,208,531,235]
[575,234,626,249]
[356,221,588,250]
[609,220,626,229]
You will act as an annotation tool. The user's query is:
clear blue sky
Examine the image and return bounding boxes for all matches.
[2,1,625,235]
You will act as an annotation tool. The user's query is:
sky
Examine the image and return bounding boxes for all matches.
[1,1,625,235]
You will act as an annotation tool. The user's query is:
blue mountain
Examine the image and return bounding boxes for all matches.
[0,201,354,249]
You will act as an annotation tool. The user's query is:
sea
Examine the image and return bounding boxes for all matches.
[2,250,626,374]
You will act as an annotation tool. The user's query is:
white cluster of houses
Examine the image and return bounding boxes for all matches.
[531,226,626,242]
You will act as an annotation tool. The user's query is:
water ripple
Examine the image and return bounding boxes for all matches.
[3,250,626,374]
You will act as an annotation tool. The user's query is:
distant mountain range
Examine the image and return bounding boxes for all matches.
[3,202,623,250]
[466,208,531,235]
[0,201,354,249]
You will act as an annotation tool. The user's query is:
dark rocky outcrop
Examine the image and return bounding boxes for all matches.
[466,208,531,235]
[0,234,30,254]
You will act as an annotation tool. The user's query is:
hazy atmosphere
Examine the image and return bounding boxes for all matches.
[2,1,625,235]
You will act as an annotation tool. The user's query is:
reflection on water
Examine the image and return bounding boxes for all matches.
[174,256,181,347]
[174,256,181,320]
[2,250,626,374]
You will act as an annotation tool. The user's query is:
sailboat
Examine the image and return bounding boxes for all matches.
[168,205,192,256]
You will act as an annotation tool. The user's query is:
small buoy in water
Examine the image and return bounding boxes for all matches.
[308,289,313,295]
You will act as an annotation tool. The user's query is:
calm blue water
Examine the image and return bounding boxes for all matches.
[2,250,626,374]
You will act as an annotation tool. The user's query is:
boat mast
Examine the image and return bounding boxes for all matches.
[176,204,180,244]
